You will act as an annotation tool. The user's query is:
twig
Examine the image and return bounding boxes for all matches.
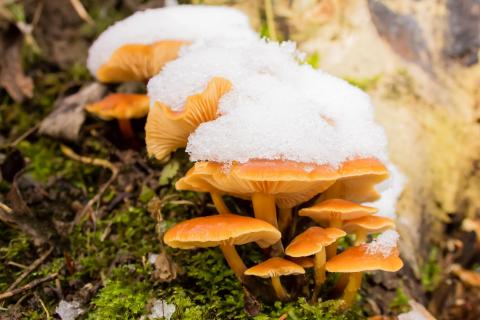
[35,292,51,319]
[7,247,54,291]
[60,145,119,228]
[0,273,58,300]
[8,124,39,147]
[69,0,94,25]
[264,0,277,41]
[0,201,13,214]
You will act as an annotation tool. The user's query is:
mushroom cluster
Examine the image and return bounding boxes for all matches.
[85,3,405,308]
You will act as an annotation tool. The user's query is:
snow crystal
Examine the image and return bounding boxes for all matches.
[87,5,256,75]
[55,300,84,320]
[148,39,388,166]
[148,253,159,265]
[365,163,406,218]
[366,230,399,257]
[148,299,176,320]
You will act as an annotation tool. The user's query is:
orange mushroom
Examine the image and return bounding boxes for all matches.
[96,40,187,83]
[85,93,150,139]
[343,215,396,245]
[299,199,377,258]
[145,77,232,160]
[326,243,403,306]
[176,160,341,232]
[244,257,305,301]
[285,227,346,300]
[164,213,281,281]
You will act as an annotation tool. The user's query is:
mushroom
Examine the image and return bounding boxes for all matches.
[85,93,149,139]
[343,215,396,245]
[244,257,305,301]
[87,6,256,83]
[320,158,389,203]
[299,199,377,257]
[289,257,315,269]
[164,213,281,281]
[326,230,403,306]
[285,227,346,300]
[145,77,232,160]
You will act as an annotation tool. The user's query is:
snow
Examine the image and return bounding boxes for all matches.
[147,299,176,320]
[87,5,256,75]
[365,163,406,218]
[366,230,399,257]
[148,39,387,166]
[55,300,84,320]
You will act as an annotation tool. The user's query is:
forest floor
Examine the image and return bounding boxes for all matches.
[0,1,479,319]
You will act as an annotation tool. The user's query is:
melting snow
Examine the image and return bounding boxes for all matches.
[366,230,399,257]
[149,39,387,166]
[87,5,256,75]
[55,300,84,320]
[147,299,176,320]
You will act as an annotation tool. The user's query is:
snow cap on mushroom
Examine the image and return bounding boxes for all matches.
[87,5,256,81]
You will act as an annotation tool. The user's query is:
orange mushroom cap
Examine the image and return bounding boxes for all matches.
[85,93,150,120]
[285,227,346,257]
[176,160,343,209]
[289,257,315,269]
[299,199,377,223]
[244,257,305,278]
[343,216,396,234]
[322,158,389,202]
[325,245,403,273]
[164,213,281,249]
[145,77,232,160]
[96,40,188,83]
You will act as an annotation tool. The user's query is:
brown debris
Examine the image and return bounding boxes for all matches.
[0,23,33,102]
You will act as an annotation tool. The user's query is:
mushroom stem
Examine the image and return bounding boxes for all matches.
[326,213,342,258]
[342,272,363,307]
[354,230,368,245]
[252,193,278,228]
[219,244,247,281]
[278,207,292,234]
[271,276,288,301]
[118,118,134,140]
[332,273,349,297]
[311,246,327,303]
[210,192,229,214]
[264,0,277,41]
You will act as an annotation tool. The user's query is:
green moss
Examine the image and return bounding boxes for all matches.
[305,52,321,69]
[88,279,151,319]
[421,246,441,292]
[389,285,410,314]
[344,75,382,92]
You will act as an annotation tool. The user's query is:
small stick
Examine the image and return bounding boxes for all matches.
[60,145,119,229]
[0,273,58,300]
[7,247,54,291]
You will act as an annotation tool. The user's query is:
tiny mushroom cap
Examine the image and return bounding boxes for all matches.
[244,257,305,278]
[299,199,377,224]
[85,93,150,120]
[163,213,281,249]
[343,216,396,234]
[285,227,346,257]
[326,230,403,273]
[145,77,232,160]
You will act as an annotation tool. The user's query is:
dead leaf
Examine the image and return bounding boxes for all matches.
[0,23,33,102]
[152,251,178,282]
[451,264,480,288]
[39,83,106,141]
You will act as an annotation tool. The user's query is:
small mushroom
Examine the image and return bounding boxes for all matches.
[343,215,396,245]
[285,227,346,300]
[244,257,305,301]
[85,93,149,139]
[164,213,281,281]
[299,199,377,257]
[145,77,232,161]
[326,231,403,307]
